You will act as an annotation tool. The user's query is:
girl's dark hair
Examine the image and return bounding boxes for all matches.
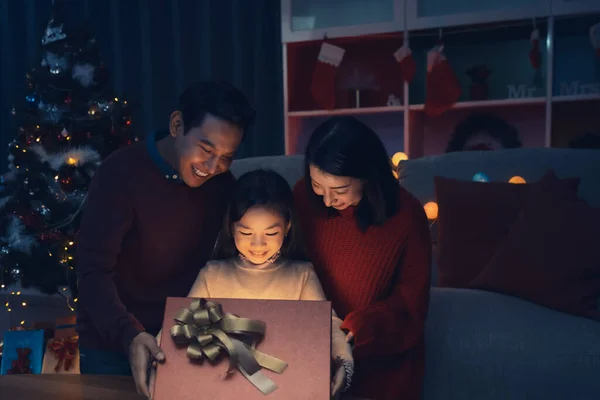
[445,112,522,153]
[304,116,399,231]
[213,169,305,260]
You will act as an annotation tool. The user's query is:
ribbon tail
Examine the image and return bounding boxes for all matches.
[238,365,278,395]
[248,346,288,374]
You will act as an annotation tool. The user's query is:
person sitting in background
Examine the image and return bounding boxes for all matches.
[445,112,522,152]
[569,132,600,149]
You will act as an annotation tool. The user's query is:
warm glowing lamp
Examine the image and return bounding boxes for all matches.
[472,172,489,182]
[509,176,526,184]
[423,201,438,220]
[391,152,408,167]
[67,157,78,166]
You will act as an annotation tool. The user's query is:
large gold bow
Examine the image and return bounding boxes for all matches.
[170,299,288,395]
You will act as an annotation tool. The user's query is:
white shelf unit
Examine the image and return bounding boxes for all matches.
[281,0,600,158]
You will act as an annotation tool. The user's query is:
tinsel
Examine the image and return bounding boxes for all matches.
[0,8,139,295]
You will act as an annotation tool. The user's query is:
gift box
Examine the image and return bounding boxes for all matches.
[153,297,332,400]
[41,315,80,374]
[0,329,45,375]
[54,316,77,339]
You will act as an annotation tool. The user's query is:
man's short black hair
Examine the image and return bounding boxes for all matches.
[178,81,256,138]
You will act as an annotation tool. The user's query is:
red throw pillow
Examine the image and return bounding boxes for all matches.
[434,172,580,287]
[470,173,600,320]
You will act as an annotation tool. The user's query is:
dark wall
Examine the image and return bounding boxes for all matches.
[0,0,284,173]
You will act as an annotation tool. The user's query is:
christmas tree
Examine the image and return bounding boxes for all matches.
[0,13,139,296]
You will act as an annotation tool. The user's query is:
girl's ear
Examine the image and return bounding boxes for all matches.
[285,221,291,236]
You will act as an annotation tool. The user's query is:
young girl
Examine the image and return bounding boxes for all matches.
[156,169,353,397]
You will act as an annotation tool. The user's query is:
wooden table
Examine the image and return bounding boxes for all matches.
[0,374,145,399]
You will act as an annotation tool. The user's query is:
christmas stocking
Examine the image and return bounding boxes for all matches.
[394,43,416,83]
[590,22,600,57]
[529,29,541,69]
[424,44,461,117]
[311,42,345,110]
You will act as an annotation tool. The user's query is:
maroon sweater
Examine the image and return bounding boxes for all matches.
[294,178,432,400]
[76,138,233,355]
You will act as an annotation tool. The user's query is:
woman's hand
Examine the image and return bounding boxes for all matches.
[345,331,354,344]
[331,356,347,398]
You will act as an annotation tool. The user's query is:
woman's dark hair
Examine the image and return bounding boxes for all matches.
[213,169,305,260]
[304,116,399,231]
[178,81,256,139]
[445,112,522,153]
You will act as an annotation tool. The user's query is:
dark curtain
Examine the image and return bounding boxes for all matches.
[0,0,284,174]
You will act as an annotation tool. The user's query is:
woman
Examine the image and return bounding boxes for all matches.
[293,116,432,400]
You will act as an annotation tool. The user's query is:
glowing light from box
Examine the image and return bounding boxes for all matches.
[424,202,438,220]
[472,172,489,182]
[391,152,408,167]
[509,176,526,184]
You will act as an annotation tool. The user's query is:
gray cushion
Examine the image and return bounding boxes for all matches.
[425,288,600,400]
[398,148,600,207]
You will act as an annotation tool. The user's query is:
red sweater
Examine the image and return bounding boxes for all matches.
[76,139,233,355]
[293,179,432,400]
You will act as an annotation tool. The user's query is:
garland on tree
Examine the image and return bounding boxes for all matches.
[0,10,139,295]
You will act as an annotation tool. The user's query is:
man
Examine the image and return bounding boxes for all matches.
[76,81,255,397]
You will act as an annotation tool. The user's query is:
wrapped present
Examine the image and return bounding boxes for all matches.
[152,297,331,399]
[41,315,80,374]
[41,336,80,374]
[0,329,45,375]
[54,315,77,339]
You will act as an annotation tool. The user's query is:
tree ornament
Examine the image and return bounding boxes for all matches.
[41,18,67,45]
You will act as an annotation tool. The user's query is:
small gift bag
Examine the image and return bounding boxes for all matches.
[153,298,332,399]
[0,329,45,375]
[41,315,80,374]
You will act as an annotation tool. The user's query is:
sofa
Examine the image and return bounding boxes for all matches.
[230,148,600,400]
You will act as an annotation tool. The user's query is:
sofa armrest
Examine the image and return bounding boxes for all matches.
[424,287,600,400]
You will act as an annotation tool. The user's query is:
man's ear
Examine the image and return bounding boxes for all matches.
[169,111,183,138]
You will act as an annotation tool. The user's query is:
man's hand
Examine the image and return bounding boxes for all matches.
[331,357,347,398]
[129,332,165,398]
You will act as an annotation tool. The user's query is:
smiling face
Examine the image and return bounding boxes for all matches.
[309,165,363,211]
[170,112,242,188]
[233,206,289,265]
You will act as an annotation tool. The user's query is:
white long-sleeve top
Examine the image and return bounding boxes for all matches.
[187,257,351,361]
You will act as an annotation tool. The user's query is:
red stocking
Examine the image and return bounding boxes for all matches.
[394,43,416,83]
[424,44,461,117]
[311,42,345,110]
[529,29,541,69]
